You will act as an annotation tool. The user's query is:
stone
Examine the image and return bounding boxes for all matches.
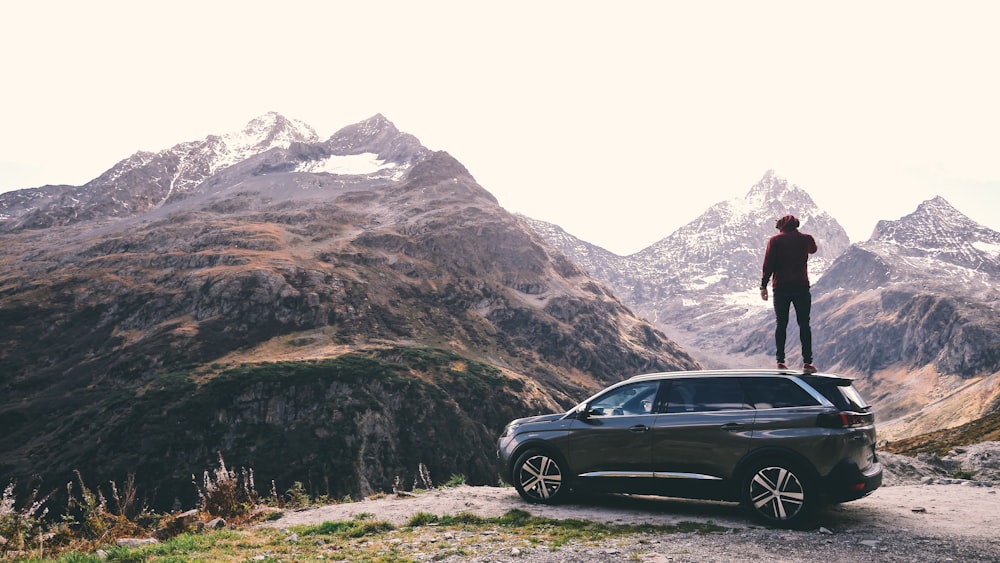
[206,517,227,529]
[116,537,158,548]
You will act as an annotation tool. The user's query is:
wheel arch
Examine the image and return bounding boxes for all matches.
[735,446,821,485]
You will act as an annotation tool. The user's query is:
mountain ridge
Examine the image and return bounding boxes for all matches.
[527,177,1000,440]
[0,113,698,507]
[530,171,850,363]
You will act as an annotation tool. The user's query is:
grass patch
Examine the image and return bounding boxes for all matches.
[294,518,395,538]
[32,509,729,562]
[401,508,727,548]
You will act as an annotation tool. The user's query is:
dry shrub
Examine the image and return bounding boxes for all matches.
[62,471,149,546]
[0,481,51,556]
[196,453,259,520]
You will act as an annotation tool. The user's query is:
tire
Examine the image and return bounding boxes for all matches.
[741,459,816,527]
[512,449,567,504]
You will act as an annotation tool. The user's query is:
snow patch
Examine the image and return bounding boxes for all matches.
[296,153,399,176]
[723,290,770,314]
[972,240,1000,258]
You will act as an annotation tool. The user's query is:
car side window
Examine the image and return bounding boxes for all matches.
[741,377,821,409]
[665,378,750,413]
[589,381,660,416]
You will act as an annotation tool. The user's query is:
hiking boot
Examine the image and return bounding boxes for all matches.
[803,363,818,374]
[776,362,788,370]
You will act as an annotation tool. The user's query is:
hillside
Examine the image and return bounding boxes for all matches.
[734,197,1000,439]
[0,114,697,509]
[529,176,1000,440]
[884,408,1000,457]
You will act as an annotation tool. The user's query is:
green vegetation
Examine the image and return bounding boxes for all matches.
[3,451,728,562]
[12,507,726,562]
[0,346,614,560]
[951,469,978,480]
[4,345,536,523]
[401,508,726,547]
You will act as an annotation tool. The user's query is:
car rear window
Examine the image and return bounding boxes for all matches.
[740,377,820,409]
[802,376,870,411]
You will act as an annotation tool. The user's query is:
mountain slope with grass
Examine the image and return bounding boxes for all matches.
[0,114,697,511]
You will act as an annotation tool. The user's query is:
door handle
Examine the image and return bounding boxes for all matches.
[720,423,744,431]
[629,425,650,433]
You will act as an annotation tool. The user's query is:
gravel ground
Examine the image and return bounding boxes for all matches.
[260,444,1000,561]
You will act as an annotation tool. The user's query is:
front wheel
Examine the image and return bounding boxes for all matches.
[512,449,567,504]
[742,460,816,527]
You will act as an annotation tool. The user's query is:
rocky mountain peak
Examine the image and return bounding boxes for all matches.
[743,170,817,214]
[0,113,701,505]
[866,196,1000,276]
[0,113,414,231]
[640,170,848,266]
[872,196,986,245]
[324,114,425,164]
[239,111,320,149]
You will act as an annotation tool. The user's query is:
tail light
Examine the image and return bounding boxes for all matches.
[818,411,874,428]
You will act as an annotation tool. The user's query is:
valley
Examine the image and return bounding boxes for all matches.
[1,113,997,514]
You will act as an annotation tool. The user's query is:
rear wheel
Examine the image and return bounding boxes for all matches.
[742,460,816,527]
[512,449,567,504]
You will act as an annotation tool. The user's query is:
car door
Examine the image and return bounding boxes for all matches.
[649,377,756,481]
[563,380,661,478]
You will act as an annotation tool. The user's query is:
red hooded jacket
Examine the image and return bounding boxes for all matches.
[761,221,818,291]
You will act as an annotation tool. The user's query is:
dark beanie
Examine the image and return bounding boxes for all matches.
[776,215,800,231]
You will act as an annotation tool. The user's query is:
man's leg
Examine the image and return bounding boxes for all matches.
[773,290,792,364]
[791,289,813,364]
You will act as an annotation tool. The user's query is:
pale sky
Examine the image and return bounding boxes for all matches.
[2,1,998,255]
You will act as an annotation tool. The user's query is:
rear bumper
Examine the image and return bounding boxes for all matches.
[822,458,882,503]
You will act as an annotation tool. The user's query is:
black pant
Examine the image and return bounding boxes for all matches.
[773,287,812,364]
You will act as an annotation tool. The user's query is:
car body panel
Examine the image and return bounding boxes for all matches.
[497,369,883,518]
[564,413,657,476]
[650,410,756,480]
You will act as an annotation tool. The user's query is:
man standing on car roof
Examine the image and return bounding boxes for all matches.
[760,214,818,373]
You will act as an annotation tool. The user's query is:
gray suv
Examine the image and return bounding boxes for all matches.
[497,370,882,527]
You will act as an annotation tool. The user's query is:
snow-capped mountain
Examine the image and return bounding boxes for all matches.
[531,180,1000,440]
[0,114,698,507]
[867,196,1000,290]
[728,196,1000,439]
[628,170,848,311]
[804,197,1000,374]
[0,112,329,230]
[530,170,851,360]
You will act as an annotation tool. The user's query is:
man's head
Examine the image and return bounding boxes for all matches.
[775,215,800,232]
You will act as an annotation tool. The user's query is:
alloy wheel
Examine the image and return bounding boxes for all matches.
[516,452,563,502]
[748,465,806,522]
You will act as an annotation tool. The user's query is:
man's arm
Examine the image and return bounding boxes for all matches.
[760,238,774,300]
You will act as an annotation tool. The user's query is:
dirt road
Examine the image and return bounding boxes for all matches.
[260,483,1000,561]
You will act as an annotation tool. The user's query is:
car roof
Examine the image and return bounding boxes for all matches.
[623,369,854,383]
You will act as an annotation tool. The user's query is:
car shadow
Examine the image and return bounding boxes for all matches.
[555,491,749,525]
[550,491,879,531]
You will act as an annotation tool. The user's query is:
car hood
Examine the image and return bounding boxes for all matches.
[510,412,568,426]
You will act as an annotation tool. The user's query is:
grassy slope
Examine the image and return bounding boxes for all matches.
[883,407,1000,456]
